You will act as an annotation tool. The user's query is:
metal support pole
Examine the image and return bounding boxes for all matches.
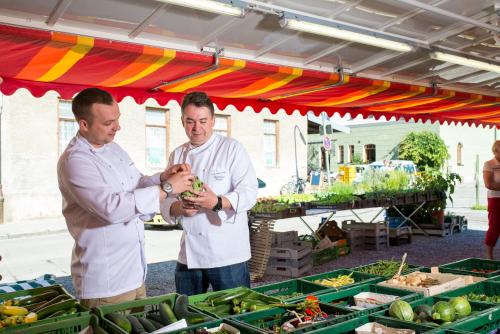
[321,113,332,186]
[0,90,4,225]
[475,154,480,207]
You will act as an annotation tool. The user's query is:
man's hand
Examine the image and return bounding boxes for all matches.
[171,201,199,217]
[184,184,219,210]
[166,171,195,194]
[160,163,191,182]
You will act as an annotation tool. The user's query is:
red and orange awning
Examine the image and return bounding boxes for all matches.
[0,24,499,128]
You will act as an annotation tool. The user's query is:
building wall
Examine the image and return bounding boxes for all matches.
[0,91,307,223]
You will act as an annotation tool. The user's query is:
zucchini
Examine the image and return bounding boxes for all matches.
[126,315,146,334]
[146,318,164,330]
[173,295,210,324]
[211,289,251,306]
[145,313,163,324]
[18,290,59,306]
[106,312,132,333]
[36,299,76,319]
[137,317,156,332]
[0,305,29,316]
[158,302,177,325]
[94,325,110,334]
[46,310,67,318]
[202,291,226,303]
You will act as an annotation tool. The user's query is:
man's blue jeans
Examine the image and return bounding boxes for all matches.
[175,261,250,296]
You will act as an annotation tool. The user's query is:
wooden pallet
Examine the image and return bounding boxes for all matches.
[248,219,275,282]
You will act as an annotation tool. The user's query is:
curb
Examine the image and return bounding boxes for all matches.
[0,229,67,240]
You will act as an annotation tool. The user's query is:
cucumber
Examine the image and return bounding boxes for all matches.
[18,290,60,306]
[174,295,211,324]
[106,312,132,333]
[137,317,156,332]
[158,302,177,325]
[126,315,146,334]
[94,325,110,334]
[185,313,209,325]
[145,313,163,324]
[146,318,164,330]
[36,299,77,319]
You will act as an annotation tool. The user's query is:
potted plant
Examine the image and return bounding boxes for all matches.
[415,170,462,226]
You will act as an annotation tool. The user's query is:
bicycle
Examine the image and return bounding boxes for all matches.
[280,175,307,194]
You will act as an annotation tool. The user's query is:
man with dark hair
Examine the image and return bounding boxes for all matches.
[160,91,258,295]
[58,87,194,307]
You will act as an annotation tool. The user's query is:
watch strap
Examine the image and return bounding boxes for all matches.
[212,196,223,212]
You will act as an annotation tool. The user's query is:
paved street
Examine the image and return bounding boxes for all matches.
[0,206,488,287]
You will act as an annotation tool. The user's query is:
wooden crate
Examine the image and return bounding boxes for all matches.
[389,226,412,245]
[249,219,275,282]
[269,241,312,260]
[342,220,389,250]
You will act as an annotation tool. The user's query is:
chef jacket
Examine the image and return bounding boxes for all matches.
[160,134,257,269]
[58,133,161,299]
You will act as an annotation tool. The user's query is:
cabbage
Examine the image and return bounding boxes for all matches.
[389,300,414,321]
[180,176,204,198]
[432,301,455,323]
[449,297,471,319]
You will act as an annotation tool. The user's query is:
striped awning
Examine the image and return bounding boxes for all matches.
[0,24,499,128]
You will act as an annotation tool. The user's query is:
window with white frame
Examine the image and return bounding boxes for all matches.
[365,144,376,163]
[263,120,279,167]
[58,100,78,154]
[214,115,231,137]
[146,107,168,169]
[348,145,355,163]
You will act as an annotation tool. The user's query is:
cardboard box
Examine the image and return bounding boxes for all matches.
[377,269,485,296]
[355,322,415,334]
[353,292,399,309]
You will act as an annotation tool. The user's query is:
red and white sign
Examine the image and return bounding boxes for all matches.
[323,136,332,151]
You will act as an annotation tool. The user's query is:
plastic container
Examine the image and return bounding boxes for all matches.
[188,287,281,318]
[0,285,90,334]
[252,279,330,302]
[437,280,500,305]
[300,269,383,291]
[439,258,500,278]
[231,302,357,334]
[353,261,423,278]
[451,306,500,334]
[158,319,251,334]
[95,293,214,334]
[316,284,421,314]
[379,296,495,329]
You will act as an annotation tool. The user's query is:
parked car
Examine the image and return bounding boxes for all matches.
[369,160,417,174]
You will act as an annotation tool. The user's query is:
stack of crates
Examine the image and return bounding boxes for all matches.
[342,220,389,250]
[338,165,356,184]
[266,231,313,278]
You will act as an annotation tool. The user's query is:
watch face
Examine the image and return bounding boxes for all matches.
[162,182,173,193]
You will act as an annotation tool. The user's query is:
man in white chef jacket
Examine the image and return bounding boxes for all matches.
[160,91,258,295]
[58,88,194,307]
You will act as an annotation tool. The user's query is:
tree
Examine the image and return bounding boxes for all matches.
[398,131,449,170]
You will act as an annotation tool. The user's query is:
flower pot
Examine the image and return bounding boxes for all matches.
[431,209,445,226]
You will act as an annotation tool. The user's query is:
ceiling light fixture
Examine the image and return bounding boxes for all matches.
[156,0,245,17]
[430,51,500,74]
[280,18,414,52]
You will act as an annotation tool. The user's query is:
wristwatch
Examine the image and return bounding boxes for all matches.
[212,196,223,212]
[162,182,173,194]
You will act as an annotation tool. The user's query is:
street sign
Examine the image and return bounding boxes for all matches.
[323,136,332,151]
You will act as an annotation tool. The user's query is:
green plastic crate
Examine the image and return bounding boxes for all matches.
[1,314,96,334]
[353,261,424,278]
[437,281,500,305]
[439,258,500,278]
[230,302,358,334]
[252,279,330,302]
[0,285,89,334]
[95,293,214,334]
[316,283,422,315]
[378,296,496,329]
[155,318,256,334]
[300,269,383,291]
[188,287,281,319]
[451,307,500,334]
[292,313,435,334]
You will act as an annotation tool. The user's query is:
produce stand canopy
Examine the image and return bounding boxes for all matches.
[0,24,499,128]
